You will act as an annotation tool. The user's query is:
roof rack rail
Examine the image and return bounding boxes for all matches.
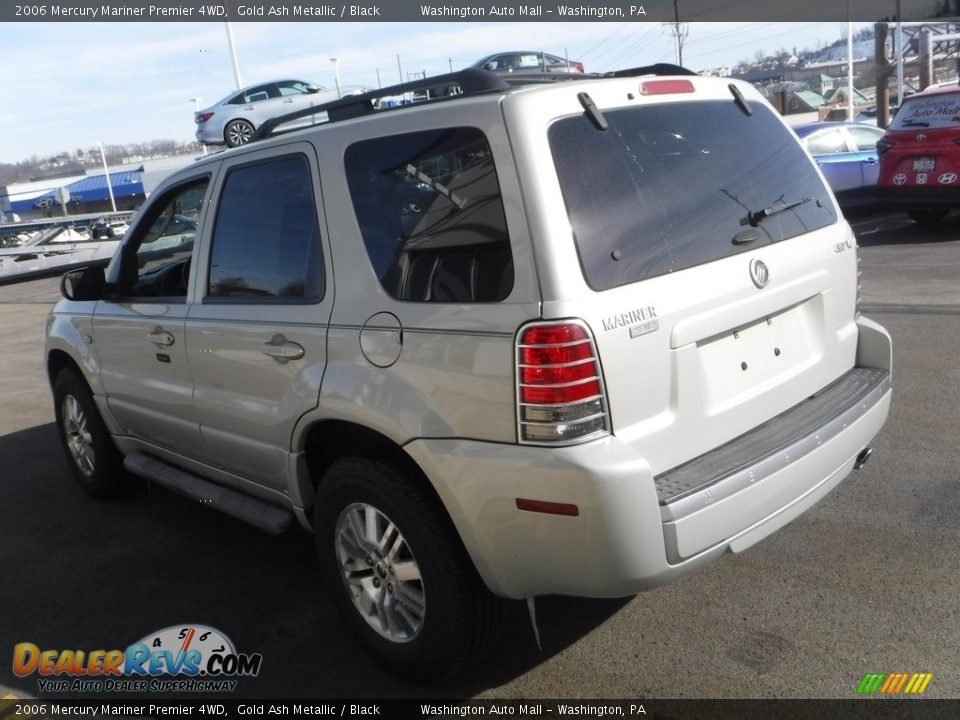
[250,68,511,143]
[496,63,698,87]
[609,63,698,78]
[249,64,698,144]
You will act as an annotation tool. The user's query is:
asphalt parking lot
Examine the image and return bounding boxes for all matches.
[0,209,958,700]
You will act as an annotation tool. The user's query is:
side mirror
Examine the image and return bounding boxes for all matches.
[305,84,321,94]
[60,266,105,302]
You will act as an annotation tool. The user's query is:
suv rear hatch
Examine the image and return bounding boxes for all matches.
[506,77,860,475]
[878,87,960,189]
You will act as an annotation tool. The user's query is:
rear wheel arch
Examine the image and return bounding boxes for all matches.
[301,420,442,516]
[306,426,505,679]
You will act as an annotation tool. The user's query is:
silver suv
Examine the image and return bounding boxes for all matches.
[46,67,892,680]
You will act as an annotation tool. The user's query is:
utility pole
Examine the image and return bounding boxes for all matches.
[875,22,891,128]
[846,1,854,121]
[668,0,688,66]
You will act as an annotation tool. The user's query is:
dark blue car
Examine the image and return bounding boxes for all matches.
[792,121,885,207]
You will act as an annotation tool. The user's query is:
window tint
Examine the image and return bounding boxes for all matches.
[118,180,207,299]
[805,129,848,155]
[549,100,836,291]
[848,126,883,151]
[345,127,514,303]
[208,155,323,301]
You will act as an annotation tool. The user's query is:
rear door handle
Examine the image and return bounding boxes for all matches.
[262,334,305,360]
[147,327,175,347]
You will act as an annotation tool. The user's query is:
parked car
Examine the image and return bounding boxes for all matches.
[49,67,891,681]
[472,51,584,74]
[194,79,344,148]
[876,83,960,223]
[793,121,885,207]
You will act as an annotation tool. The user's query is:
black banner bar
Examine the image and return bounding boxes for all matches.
[0,0,955,22]
[2,699,960,720]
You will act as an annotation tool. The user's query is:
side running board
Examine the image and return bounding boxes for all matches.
[124,453,293,534]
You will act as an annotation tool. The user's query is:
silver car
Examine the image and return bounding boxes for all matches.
[194,79,342,147]
[472,50,584,74]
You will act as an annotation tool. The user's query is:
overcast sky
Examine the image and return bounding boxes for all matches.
[0,21,872,164]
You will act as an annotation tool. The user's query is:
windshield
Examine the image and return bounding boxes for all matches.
[548,99,837,291]
[890,91,960,130]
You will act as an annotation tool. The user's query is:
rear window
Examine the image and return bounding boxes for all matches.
[549,99,837,291]
[890,91,960,130]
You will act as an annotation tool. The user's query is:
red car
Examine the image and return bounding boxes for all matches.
[877,83,960,224]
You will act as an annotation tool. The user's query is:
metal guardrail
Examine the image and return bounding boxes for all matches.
[0,210,136,239]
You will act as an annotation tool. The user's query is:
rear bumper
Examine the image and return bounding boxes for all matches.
[406,316,892,599]
[195,126,222,146]
[875,186,960,209]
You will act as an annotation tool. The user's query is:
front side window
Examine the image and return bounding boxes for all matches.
[549,100,837,291]
[117,179,207,300]
[207,155,323,302]
[345,127,514,303]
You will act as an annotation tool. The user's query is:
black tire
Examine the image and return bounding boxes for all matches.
[224,119,255,148]
[907,208,949,225]
[52,368,126,498]
[314,457,503,681]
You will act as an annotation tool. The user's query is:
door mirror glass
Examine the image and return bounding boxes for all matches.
[60,266,105,301]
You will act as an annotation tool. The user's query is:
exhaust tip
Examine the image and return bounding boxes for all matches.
[854,447,873,471]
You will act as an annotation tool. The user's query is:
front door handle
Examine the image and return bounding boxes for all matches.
[262,334,305,360]
[147,327,175,346]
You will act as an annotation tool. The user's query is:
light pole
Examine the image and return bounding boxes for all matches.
[224,21,243,89]
[97,142,117,213]
[190,98,208,155]
[330,57,341,98]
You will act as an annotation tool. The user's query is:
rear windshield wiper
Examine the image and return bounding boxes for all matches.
[747,197,814,227]
[901,120,930,127]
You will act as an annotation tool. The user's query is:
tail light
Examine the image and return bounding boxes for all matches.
[516,320,610,445]
[196,112,215,124]
[573,62,585,73]
[876,137,894,157]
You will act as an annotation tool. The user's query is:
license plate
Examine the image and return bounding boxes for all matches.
[913,157,936,172]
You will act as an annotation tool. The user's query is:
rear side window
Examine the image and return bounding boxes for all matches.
[890,92,960,130]
[848,125,883,151]
[207,155,324,302]
[549,100,837,291]
[345,127,514,303]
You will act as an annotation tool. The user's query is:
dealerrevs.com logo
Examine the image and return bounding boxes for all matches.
[13,625,262,693]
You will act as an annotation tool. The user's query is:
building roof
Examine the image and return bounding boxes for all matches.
[7,170,144,213]
[825,87,870,105]
[791,90,826,108]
